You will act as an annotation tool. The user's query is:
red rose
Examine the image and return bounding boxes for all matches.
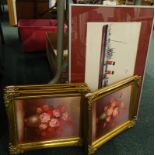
[47,109,53,116]
[106,107,113,116]
[106,116,111,123]
[47,127,55,134]
[112,107,119,117]
[42,105,49,112]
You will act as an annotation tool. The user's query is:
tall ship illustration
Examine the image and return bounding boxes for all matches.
[98,25,115,88]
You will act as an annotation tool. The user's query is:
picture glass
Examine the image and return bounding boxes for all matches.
[92,85,132,141]
[15,96,81,143]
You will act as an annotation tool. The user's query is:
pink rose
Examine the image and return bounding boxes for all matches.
[112,107,119,117]
[39,113,51,123]
[106,116,111,123]
[53,109,61,118]
[62,112,71,121]
[39,123,48,130]
[109,97,117,108]
[111,101,117,108]
[106,107,113,116]
[36,107,42,114]
[104,105,108,112]
[49,118,60,127]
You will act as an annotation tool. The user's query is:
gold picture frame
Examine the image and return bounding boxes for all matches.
[4,83,89,154]
[85,75,141,155]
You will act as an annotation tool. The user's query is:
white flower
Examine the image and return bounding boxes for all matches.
[53,109,61,118]
[39,113,51,123]
[62,112,70,121]
[39,123,48,130]
[49,118,60,127]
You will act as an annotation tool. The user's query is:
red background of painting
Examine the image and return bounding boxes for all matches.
[70,6,153,83]
[16,97,81,143]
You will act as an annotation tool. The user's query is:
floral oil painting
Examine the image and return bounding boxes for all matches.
[15,96,81,144]
[92,85,132,141]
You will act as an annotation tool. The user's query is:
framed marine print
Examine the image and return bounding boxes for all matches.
[69,4,153,91]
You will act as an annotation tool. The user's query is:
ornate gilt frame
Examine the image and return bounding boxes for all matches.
[86,75,141,155]
[6,83,89,91]
[4,83,89,154]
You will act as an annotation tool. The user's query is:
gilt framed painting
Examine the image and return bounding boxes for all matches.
[85,75,141,154]
[69,4,153,91]
[4,83,89,154]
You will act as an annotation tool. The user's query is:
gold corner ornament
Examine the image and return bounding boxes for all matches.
[9,143,24,155]
[88,145,97,155]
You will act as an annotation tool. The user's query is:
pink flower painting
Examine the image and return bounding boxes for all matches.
[93,86,131,141]
[16,96,81,143]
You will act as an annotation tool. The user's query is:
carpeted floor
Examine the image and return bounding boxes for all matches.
[0,12,154,155]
